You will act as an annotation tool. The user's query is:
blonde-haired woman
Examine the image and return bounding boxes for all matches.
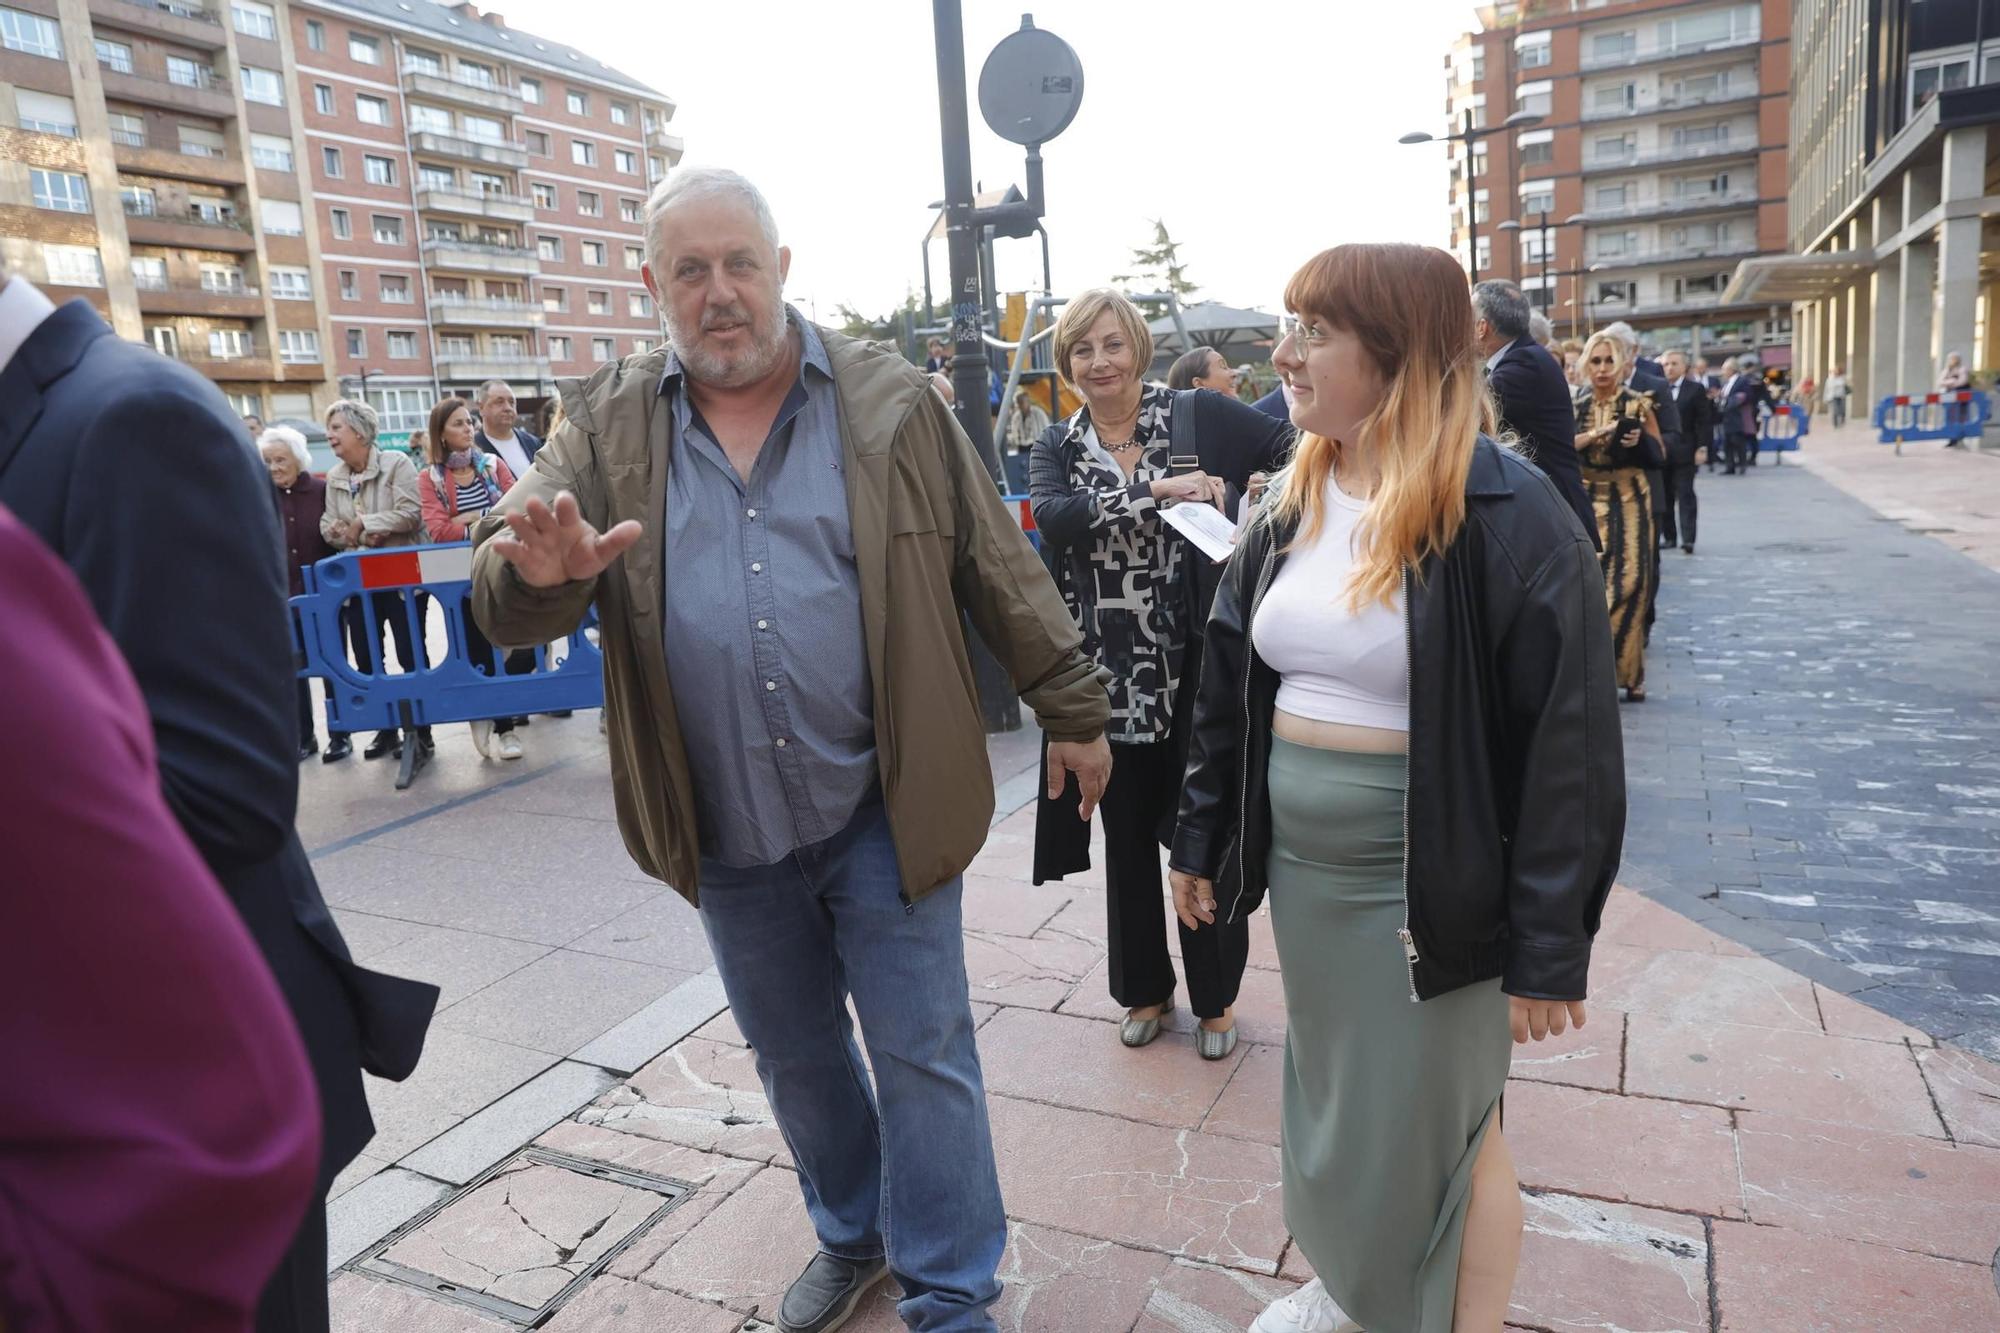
[1029,286,1292,1059]
[1574,330,1663,702]
[1170,244,1625,1333]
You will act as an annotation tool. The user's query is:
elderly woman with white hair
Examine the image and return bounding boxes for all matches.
[320,397,431,762]
[1573,330,1663,701]
[259,424,337,760]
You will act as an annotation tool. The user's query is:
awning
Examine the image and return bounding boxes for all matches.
[1723,251,1875,305]
[1148,301,1281,361]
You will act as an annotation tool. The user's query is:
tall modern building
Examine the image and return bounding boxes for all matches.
[1441,0,1794,363]
[1732,0,2000,405]
[0,0,678,435]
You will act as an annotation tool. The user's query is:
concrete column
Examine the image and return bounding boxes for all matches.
[1848,211,1874,403]
[1899,238,1939,391]
[1868,195,1901,400]
[1936,126,1987,372]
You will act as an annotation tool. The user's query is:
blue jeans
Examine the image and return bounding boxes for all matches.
[697,797,1004,1332]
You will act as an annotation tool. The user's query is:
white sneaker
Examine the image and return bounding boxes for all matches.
[496,732,524,761]
[469,719,495,758]
[1250,1278,1360,1333]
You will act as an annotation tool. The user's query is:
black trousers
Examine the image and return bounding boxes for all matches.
[1659,462,1698,548]
[1723,431,1755,473]
[1103,738,1249,1020]
[254,1199,328,1332]
[336,589,431,741]
[294,676,316,747]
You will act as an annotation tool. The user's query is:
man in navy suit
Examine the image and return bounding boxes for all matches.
[0,277,438,1332]
[1472,280,1597,547]
[472,377,542,476]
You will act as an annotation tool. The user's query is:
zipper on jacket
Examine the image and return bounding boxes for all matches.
[1396,562,1420,1002]
[1227,541,1280,925]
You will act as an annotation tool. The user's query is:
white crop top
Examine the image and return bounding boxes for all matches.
[1250,476,1409,731]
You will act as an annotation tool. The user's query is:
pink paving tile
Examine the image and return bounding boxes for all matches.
[1713,1220,2000,1332]
[1278,1239,1315,1283]
[1814,984,1934,1046]
[1504,1080,1745,1218]
[1037,894,1109,948]
[1201,1040,1284,1146]
[1594,887,1756,957]
[1507,1008,1626,1092]
[1624,1014,1944,1136]
[1918,1043,2000,1148]
[977,1006,1243,1129]
[693,1008,746,1047]
[962,927,1103,1010]
[961,873,1076,938]
[540,1276,745,1332]
[329,1273,511,1332]
[987,1095,1287,1274]
[575,1037,788,1165]
[1509,1193,1710,1333]
[1131,1256,1300,1332]
[631,1165,818,1320]
[1057,955,1289,1047]
[1587,942,1822,1032]
[1735,1111,2000,1262]
[967,831,1105,889]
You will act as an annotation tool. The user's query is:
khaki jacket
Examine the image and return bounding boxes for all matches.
[321,445,423,550]
[469,330,1109,905]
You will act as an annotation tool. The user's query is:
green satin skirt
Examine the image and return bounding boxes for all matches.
[1267,737,1512,1333]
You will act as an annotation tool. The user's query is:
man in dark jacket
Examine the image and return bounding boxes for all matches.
[472,377,542,476]
[1473,281,1597,547]
[1660,350,1712,553]
[1719,357,1771,473]
[0,277,438,1333]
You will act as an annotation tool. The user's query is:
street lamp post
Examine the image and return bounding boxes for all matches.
[1399,107,1544,284]
[1493,210,1587,321]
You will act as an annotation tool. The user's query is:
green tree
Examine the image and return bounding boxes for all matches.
[1114,219,1199,315]
[834,291,924,350]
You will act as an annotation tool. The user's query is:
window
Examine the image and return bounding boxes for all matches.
[346,328,365,356]
[121,185,156,216]
[1518,128,1554,166]
[330,208,352,239]
[457,60,495,88]
[16,89,76,135]
[648,155,665,181]
[208,329,251,359]
[537,234,563,261]
[1519,182,1554,215]
[1514,79,1552,118]
[364,155,397,186]
[322,146,344,178]
[379,273,411,302]
[567,89,587,115]
[437,333,474,357]
[251,133,294,171]
[577,190,601,216]
[1596,281,1636,306]
[1469,142,1488,178]
[179,124,225,158]
[1522,231,1549,263]
[542,286,567,312]
[1594,132,1636,163]
[231,1,276,40]
[614,148,637,175]
[1671,121,1728,150]
[43,244,104,288]
[464,113,504,143]
[624,244,643,269]
[1474,236,1491,272]
[1676,273,1726,299]
[269,266,312,300]
[409,104,452,134]
[30,170,89,214]
[620,197,642,223]
[1595,183,1629,209]
[386,331,417,359]
[629,291,651,318]
[1590,30,1636,64]
[533,182,558,209]
[592,337,614,362]
[581,240,606,266]
[610,102,630,126]
[520,77,542,104]
[1463,92,1487,130]
[419,164,456,191]
[167,56,208,88]
[547,335,571,359]
[1912,57,1973,113]
[571,139,597,167]
[526,130,551,156]
[349,33,380,64]
[1594,230,1635,258]
[587,289,610,315]
[314,84,335,115]
[365,387,430,432]
[189,193,234,224]
[259,198,304,235]
[131,256,167,289]
[1515,31,1551,69]
[356,94,389,126]
[403,47,441,75]
[200,262,246,293]
[107,111,144,146]
[241,67,283,106]
[338,269,358,299]
[1471,187,1489,224]
[1672,71,1731,105]
[305,19,324,50]
[94,37,132,71]
[1657,6,1758,52]
[2,7,61,59]
[1593,81,1635,114]
[372,214,403,244]
[632,338,652,355]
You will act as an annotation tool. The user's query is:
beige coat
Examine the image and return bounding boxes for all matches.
[321,445,423,549]
[469,330,1109,905]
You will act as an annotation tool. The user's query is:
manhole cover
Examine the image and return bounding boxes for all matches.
[350,1147,692,1326]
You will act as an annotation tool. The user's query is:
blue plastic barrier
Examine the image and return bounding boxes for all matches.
[1872,390,1991,454]
[292,542,603,788]
[1758,402,1809,463]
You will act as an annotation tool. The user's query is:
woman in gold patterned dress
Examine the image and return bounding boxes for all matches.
[1574,331,1663,702]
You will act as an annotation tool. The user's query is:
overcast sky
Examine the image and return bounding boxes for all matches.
[498,0,1478,319]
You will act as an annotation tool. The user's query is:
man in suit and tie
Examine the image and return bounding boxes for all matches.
[0,274,439,1332]
[1472,280,1597,546]
[1719,356,1772,474]
[1694,357,1723,469]
[473,378,542,477]
[1660,350,1713,553]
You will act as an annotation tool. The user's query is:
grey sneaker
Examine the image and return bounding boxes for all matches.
[778,1251,889,1333]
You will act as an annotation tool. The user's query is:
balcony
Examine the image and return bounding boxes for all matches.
[433,354,551,383]
[414,185,534,225]
[1585,295,1730,322]
[111,138,246,184]
[99,66,234,118]
[421,238,541,276]
[645,126,685,164]
[1579,30,1761,74]
[1588,239,1762,269]
[1579,190,1759,224]
[135,279,263,317]
[409,129,528,170]
[399,63,524,116]
[175,345,274,380]
[1581,84,1760,123]
[87,0,226,50]
[123,205,256,252]
[1582,138,1761,175]
[428,295,545,328]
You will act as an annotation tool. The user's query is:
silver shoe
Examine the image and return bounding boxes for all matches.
[1120,1002,1173,1047]
[1195,1024,1238,1061]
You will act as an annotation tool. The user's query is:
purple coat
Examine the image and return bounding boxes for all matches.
[271,472,334,598]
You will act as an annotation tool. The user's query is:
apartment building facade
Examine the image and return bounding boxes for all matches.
[0,0,678,434]
[1441,0,1793,362]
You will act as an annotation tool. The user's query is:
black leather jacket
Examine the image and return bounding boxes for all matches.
[1170,438,1626,1002]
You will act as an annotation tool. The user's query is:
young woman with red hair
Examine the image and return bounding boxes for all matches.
[1171,243,1626,1332]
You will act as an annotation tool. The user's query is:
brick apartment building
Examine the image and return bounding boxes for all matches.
[0,0,679,435]
[1439,0,1793,365]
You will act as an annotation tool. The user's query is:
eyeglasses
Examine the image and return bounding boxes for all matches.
[1277,314,1325,357]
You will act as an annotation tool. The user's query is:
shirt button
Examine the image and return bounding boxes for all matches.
[746,507,758,518]
[765,680,777,692]
[751,562,763,573]
[756,619,769,630]
[775,738,788,748]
